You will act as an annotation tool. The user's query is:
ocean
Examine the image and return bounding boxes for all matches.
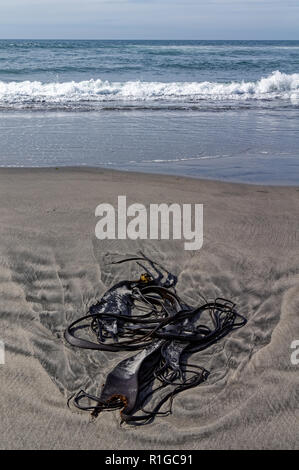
[0,39,298,183]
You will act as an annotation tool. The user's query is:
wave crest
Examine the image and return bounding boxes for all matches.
[0,71,298,108]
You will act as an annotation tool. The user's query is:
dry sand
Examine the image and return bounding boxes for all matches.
[0,167,298,450]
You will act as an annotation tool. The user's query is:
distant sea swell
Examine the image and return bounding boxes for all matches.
[0,71,298,110]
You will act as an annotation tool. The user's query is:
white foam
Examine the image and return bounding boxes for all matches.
[0,71,298,106]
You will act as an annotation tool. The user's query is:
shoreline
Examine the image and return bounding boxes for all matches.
[0,165,298,188]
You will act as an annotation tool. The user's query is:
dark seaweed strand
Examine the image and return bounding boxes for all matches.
[67,300,246,422]
[119,302,244,425]
[64,255,247,425]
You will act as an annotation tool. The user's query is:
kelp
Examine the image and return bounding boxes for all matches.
[64,253,246,425]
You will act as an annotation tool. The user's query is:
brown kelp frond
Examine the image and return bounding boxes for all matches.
[64,254,246,425]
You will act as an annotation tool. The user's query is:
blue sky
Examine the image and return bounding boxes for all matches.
[0,0,298,39]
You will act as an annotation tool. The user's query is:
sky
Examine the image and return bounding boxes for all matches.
[0,0,298,40]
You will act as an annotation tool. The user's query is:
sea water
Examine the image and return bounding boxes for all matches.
[0,40,298,184]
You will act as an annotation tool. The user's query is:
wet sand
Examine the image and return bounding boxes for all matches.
[0,167,298,449]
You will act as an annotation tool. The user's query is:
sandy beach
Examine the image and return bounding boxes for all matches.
[0,167,298,450]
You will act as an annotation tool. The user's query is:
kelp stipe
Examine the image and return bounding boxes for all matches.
[64,253,246,425]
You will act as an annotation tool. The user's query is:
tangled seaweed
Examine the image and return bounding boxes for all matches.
[64,253,246,425]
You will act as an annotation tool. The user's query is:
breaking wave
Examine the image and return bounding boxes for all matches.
[0,71,298,110]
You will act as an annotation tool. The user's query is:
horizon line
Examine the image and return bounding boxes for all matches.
[0,38,298,41]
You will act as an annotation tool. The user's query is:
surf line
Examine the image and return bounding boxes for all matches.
[95,195,203,251]
[105,454,139,467]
